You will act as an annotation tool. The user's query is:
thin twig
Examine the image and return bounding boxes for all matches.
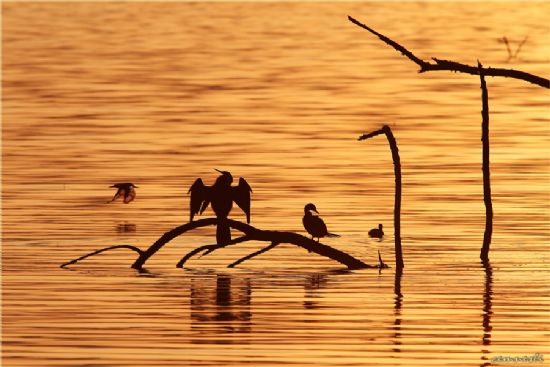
[60,245,143,268]
[348,16,549,89]
[378,250,389,269]
[177,235,251,268]
[228,242,280,268]
[513,35,528,58]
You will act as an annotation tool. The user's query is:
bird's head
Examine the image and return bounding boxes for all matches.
[379,223,383,230]
[214,169,233,185]
[304,203,318,215]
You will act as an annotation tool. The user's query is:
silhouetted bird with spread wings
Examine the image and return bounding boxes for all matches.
[188,169,252,245]
[108,183,138,204]
[302,203,340,242]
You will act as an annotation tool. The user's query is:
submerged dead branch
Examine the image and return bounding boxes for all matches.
[348,16,549,89]
[61,218,385,271]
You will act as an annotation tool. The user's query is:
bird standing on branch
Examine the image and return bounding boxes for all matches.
[188,169,252,245]
[302,203,340,242]
[108,183,138,204]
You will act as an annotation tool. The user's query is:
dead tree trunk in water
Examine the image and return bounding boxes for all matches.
[348,16,549,262]
[479,63,493,262]
[358,125,404,269]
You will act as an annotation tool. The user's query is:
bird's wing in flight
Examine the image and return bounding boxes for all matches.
[233,177,252,223]
[123,187,136,204]
[108,189,123,203]
[188,178,210,221]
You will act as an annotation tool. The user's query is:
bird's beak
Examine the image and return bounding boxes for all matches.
[310,209,319,215]
[214,168,222,173]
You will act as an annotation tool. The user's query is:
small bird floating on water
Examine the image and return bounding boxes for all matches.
[302,203,340,242]
[368,224,384,239]
[108,183,138,204]
[188,169,252,245]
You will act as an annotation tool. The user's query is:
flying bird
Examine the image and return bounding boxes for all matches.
[368,224,384,239]
[108,183,138,204]
[188,169,252,245]
[302,203,340,242]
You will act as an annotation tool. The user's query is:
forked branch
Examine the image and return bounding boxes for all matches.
[61,218,381,271]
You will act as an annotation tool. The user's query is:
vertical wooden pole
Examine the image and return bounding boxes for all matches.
[479,62,493,262]
[383,125,404,269]
[359,125,404,269]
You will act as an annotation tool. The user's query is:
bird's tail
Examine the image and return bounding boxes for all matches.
[216,218,231,245]
[326,233,340,238]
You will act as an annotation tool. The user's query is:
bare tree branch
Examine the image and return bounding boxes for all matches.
[479,62,493,261]
[176,235,251,268]
[348,16,549,89]
[60,245,143,268]
[132,218,217,269]
[359,125,404,269]
[228,242,280,268]
[62,218,379,270]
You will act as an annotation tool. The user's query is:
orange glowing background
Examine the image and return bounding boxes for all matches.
[2,2,549,367]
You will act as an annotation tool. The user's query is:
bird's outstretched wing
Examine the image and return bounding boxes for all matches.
[108,189,123,203]
[233,177,252,223]
[188,178,210,221]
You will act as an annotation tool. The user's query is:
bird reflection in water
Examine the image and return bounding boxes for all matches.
[115,223,136,233]
[190,274,252,342]
[303,273,328,310]
[480,261,493,367]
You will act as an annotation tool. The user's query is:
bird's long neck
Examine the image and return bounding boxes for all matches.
[214,176,231,188]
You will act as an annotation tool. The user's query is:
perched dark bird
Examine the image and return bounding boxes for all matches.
[302,203,340,242]
[108,183,138,204]
[188,169,252,245]
[368,224,384,239]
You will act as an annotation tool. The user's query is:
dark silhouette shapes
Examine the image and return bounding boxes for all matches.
[479,63,493,262]
[61,217,382,270]
[227,241,278,268]
[108,183,138,204]
[302,203,340,242]
[188,169,252,245]
[499,35,528,61]
[60,244,143,268]
[378,250,389,269]
[368,224,384,238]
[349,18,548,261]
[348,16,549,88]
[359,125,403,269]
[175,218,367,269]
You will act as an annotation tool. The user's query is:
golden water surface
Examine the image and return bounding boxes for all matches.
[2,2,549,366]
